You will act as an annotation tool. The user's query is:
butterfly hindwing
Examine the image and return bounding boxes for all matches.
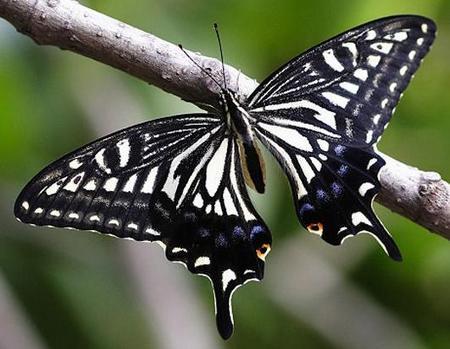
[15,114,272,339]
[248,16,435,259]
[255,126,400,259]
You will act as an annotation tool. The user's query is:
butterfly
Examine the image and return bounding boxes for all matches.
[15,15,436,339]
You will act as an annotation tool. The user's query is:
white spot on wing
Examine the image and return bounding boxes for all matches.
[103,177,118,192]
[194,256,211,267]
[259,123,313,152]
[69,159,83,169]
[108,219,120,226]
[365,30,377,40]
[117,139,130,168]
[123,173,138,193]
[49,210,61,217]
[351,211,373,227]
[338,227,348,234]
[389,82,397,93]
[322,49,345,72]
[68,212,79,219]
[339,81,359,94]
[222,269,237,291]
[384,31,408,42]
[127,222,138,230]
[317,139,329,152]
[399,65,408,76]
[310,157,322,171]
[297,155,315,183]
[89,215,100,222]
[367,55,381,67]
[366,130,374,143]
[45,177,67,196]
[214,201,223,215]
[421,23,428,33]
[359,182,375,196]
[367,158,377,170]
[145,227,160,236]
[141,167,158,194]
[193,193,204,208]
[172,247,187,253]
[223,188,238,216]
[64,172,85,192]
[373,114,381,125]
[95,148,111,174]
[416,37,424,46]
[321,91,349,109]
[408,50,416,60]
[34,208,44,214]
[206,139,228,197]
[21,201,29,211]
[370,42,393,54]
[83,180,97,191]
[354,68,368,81]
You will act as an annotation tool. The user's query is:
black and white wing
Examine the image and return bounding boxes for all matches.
[15,115,272,339]
[248,16,436,259]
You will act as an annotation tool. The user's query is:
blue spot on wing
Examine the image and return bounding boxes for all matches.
[232,226,246,240]
[334,145,346,156]
[250,225,265,240]
[337,164,348,177]
[299,202,315,216]
[331,182,343,198]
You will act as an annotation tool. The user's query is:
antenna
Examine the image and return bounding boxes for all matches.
[213,23,227,90]
[178,44,223,89]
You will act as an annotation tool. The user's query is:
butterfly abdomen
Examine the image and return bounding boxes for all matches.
[239,141,266,193]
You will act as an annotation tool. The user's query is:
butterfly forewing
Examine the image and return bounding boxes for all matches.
[249,16,436,145]
[248,16,435,259]
[15,114,272,339]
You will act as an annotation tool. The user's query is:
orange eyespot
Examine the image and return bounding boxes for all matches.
[256,243,271,261]
[307,222,324,236]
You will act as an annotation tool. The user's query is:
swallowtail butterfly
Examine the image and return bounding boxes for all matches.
[15,16,436,339]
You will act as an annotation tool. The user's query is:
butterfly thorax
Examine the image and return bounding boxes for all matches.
[221,90,266,193]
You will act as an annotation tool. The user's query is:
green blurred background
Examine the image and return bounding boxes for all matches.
[1,0,449,348]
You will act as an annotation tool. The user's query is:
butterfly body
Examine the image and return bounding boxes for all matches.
[15,16,436,339]
[221,90,266,193]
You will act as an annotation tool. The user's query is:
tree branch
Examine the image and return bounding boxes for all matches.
[1,0,449,240]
